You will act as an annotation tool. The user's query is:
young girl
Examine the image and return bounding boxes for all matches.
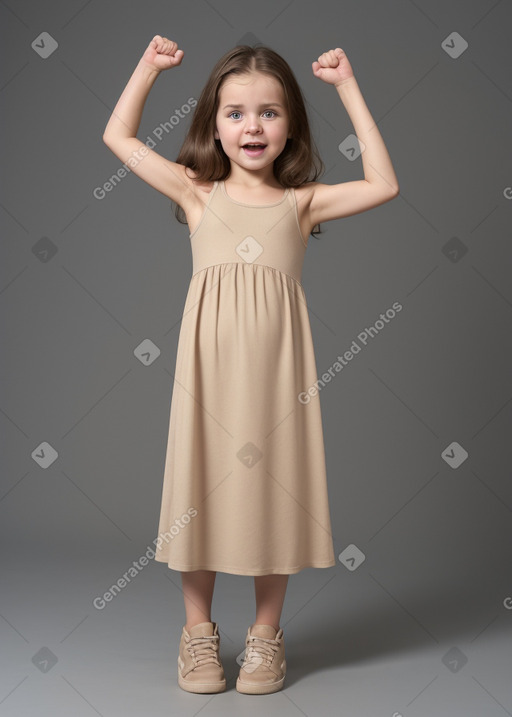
[103,35,399,696]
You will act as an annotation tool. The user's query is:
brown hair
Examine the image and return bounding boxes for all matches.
[171,43,326,238]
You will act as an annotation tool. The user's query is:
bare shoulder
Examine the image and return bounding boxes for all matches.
[292,181,318,240]
[294,181,316,208]
[180,169,216,235]
[182,168,215,198]
[296,177,400,226]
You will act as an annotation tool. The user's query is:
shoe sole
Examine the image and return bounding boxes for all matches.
[235,661,286,695]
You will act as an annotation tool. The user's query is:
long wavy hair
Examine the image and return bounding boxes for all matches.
[172,43,326,239]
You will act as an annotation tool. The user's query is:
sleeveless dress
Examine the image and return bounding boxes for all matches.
[153,179,336,576]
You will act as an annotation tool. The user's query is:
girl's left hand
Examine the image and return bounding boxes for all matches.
[312,48,354,87]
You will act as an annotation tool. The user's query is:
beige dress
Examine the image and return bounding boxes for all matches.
[154,179,336,575]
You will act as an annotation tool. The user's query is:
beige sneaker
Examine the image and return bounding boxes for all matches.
[236,624,286,694]
[177,621,226,693]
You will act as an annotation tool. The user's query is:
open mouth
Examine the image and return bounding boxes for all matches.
[242,143,267,155]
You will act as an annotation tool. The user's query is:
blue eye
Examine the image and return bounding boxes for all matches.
[228,110,277,119]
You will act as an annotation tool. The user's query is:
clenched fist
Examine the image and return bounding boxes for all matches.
[141,35,184,72]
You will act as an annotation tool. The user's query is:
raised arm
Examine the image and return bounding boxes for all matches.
[307,47,400,227]
[102,35,190,204]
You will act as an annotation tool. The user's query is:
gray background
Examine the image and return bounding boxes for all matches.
[1,0,511,715]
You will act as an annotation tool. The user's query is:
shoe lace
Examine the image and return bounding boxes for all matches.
[243,635,279,668]
[186,634,221,667]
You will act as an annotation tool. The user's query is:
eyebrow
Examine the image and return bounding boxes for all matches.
[222,103,284,109]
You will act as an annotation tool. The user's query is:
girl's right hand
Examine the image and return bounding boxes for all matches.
[140,35,184,72]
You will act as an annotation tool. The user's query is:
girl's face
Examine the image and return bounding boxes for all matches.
[214,72,291,174]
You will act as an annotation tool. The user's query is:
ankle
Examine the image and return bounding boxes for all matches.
[186,619,212,631]
[253,622,280,632]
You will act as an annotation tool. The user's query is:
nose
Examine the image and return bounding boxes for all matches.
[244,113,263,133]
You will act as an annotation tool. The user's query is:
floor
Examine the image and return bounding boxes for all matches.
[1,550,510,717]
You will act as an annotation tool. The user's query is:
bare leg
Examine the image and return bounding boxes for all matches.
[253,574,289,631]
[181,570,217,630]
